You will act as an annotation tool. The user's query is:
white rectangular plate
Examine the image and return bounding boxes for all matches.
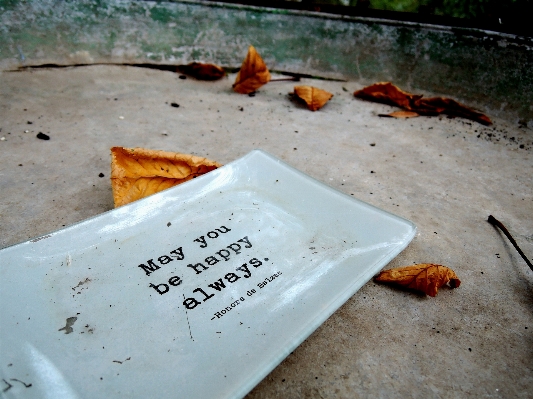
[0,150,416,398]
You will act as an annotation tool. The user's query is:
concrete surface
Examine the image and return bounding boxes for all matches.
[0,65,532,397]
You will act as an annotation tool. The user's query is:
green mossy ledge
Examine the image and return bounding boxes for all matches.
[1,0,532,125]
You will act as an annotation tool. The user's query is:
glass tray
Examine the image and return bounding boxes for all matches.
[0,150,416,398]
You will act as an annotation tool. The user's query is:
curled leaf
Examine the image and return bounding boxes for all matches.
[356,82,419,110]
[110,147,221,207]
[374,263,461,297]
[293,85,333,111]
[233,45,271,94]
[177,62,226,81]
[354,82,492,125]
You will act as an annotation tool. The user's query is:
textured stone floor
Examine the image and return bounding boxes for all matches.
[0,65,531,397]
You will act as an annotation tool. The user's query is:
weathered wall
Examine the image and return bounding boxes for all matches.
[1,0,532,125]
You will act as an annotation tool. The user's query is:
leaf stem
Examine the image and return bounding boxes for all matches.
[269,77,300,82]
[488,215,533,271]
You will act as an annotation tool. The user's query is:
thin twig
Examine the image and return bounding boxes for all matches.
[488,215,533,272]
[269,77,300,82]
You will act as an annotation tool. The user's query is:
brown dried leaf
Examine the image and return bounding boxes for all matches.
[355,82,420,109]
[374,263,461,297]
[415,97,492,125]
[110,147,221,207]
[232,45,271,94]
[178,62,226,81]
[293,85,333,111]
[354,82,492,125]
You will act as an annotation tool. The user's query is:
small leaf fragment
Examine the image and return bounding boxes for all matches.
[384,110,420,118]
[293,85,333,111]
[177,62,226,80]
[374,263,461,297]
[110,147,221,207]
[233,45,271,94]
[354,82,491,125]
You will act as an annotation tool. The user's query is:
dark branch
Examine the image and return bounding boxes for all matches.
[488,215,533,272]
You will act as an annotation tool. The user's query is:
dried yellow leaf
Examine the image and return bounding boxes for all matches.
[293,85,333,111]
[110,147,221,207]
[232,45,271,94]
[374,263,461,297]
